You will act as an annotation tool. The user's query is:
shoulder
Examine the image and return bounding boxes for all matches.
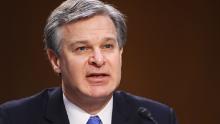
[114,91,178,124]
[114,90,170,110]
[0,87,60,123]
[0,88,58,110]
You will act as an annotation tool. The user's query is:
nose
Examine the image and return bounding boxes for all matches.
[88,49,105,67]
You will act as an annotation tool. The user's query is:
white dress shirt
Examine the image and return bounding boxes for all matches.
[63,94,113,124]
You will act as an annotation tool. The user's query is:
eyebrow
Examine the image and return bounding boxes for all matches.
[70,40,89,45]
[103,37,117,42]
[67,37,117,46]
[67,41,88,50]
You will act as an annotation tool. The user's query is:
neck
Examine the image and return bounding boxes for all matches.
[62,86,112,115]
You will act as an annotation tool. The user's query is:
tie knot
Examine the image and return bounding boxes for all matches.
[86,116,102,124]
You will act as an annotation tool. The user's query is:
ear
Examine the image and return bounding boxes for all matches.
[120,48,123,55]
[46,49,61,74]
[119,48,123,63]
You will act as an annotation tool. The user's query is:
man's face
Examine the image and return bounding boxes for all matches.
[48,15,123,100]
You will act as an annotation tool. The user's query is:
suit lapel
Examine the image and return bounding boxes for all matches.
[43,88,69,124]
[41,89,153,124]
[112,91,154,124]
[112,91,139,124]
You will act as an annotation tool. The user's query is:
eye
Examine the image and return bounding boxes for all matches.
[75,46,89,53]
[77,46,86,51]
[103,44,114,49]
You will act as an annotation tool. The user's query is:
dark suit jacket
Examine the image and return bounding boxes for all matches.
[0,87,178,124]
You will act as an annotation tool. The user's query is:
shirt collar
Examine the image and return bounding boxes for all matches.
[97,96,113,124]
[63,94,113,124]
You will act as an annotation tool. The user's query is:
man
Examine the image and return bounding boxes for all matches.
[0,0,178,124]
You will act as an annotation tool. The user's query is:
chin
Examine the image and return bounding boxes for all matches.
[87,88,114,99]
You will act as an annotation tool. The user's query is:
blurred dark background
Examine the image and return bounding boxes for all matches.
[0,0,219,124]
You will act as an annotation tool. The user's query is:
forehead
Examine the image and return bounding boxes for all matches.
[58,15,117,44]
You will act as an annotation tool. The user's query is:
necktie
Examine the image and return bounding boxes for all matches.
[86,116,102,124]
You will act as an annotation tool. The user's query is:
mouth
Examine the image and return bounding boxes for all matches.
[86,73,110,83]
[86,73,109,77]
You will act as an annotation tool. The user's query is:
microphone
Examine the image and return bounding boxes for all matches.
[137,107,158,124]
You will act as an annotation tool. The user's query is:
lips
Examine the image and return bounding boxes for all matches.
[86,73,110,83]
[86,73,109,77]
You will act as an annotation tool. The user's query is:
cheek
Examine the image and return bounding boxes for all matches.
[110,53,122,76]
[62,56,88,77]
[69,57,88,71]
